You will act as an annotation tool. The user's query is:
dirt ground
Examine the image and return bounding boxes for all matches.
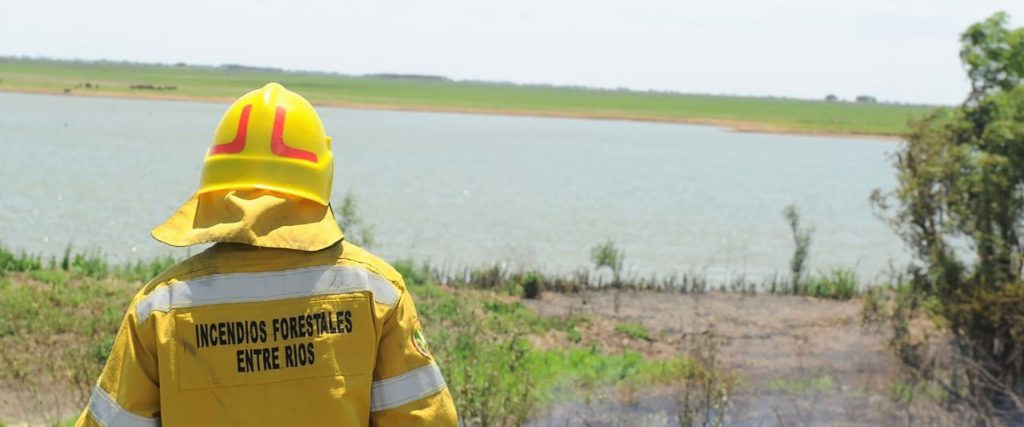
[1,290,945,426]
[522,291,942,427]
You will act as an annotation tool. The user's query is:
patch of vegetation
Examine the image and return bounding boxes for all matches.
[0,242,42,273]
[766,374,835,394]
[404,272,707,425]
[889,380,949,404]
[614,321,652,341]
[806,267,858,300]
[26,269,68,286]
[0,272,135,423]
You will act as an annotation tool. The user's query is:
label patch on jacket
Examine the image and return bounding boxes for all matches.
[174,295,374,389]
[412,327,431,358]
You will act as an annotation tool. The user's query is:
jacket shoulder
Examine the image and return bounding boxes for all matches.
[338,241,406,293]
[127,242,407,320]
[127,248,227,311]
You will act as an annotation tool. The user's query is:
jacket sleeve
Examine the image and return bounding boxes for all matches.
[75,296,161,427]
[370,287,458,426]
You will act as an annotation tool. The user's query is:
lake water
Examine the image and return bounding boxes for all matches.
[0,92,908,282]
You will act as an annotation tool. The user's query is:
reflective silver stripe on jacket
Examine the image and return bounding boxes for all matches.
[136,265,400,322]
[87,385,159,427]
[370,363,448,412]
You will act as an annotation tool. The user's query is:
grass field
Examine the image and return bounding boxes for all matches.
[0,57,933,136]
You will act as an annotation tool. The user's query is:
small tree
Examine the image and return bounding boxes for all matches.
[783,205,813,294]
[335,191,377,248]
[872,12,1024,418]
[590,239,624,286]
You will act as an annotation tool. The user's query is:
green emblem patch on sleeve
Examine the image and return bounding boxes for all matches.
[412,327,431,358]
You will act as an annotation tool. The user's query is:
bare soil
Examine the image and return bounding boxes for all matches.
[1,288,944,426]
[522,291,938,426]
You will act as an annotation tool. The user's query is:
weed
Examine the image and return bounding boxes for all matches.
[806,267,858,300]
[591,239,625,286]
[673,330,735,427]
[68,249,108,279]
[615,321,652,341]
[783,205,813,294]
[0,242,42,273]
[566,327,582,343]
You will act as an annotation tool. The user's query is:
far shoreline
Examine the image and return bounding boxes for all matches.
[0,87,903,141]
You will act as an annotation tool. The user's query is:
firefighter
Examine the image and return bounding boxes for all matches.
[75,83,457,426]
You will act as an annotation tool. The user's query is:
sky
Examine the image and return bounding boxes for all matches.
[1,0,1021,105]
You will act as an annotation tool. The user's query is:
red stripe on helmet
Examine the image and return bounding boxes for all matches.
[209,104,251,155]
[271,106,319,163]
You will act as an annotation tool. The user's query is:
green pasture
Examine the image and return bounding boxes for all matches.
[0,58,932,135]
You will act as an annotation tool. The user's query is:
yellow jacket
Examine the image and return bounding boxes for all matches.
[75,240,457,426]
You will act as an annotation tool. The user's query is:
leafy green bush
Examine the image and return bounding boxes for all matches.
[520,272,542,299]
[871,12,1024,417]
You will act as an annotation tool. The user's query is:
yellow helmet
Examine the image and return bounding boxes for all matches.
[199,82,334,205]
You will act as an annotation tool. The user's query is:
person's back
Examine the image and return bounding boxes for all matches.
[75,83,457,426]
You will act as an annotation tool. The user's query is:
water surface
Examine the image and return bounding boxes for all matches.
[0,92,907,282]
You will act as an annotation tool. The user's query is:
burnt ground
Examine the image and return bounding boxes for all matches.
[1,289,949,426]
[521,291,947,427]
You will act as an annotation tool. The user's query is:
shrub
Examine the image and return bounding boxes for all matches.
[521,272,542,299]
[871,12,1024,419]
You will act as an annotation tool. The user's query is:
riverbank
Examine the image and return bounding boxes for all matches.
[0,273,951,426]
[0,247,955,426]
[0,58,930,138]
